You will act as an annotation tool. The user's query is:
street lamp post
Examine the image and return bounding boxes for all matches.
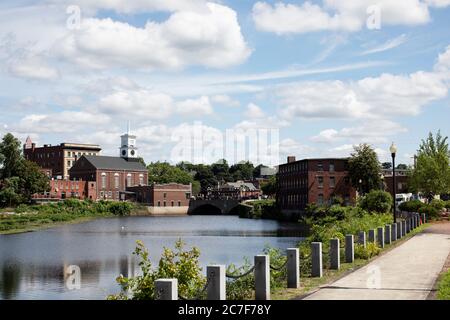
[390,142,398,223]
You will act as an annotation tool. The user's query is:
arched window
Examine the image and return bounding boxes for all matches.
[127,174,132,187]
[114,173,120,189]
[101,173,106,189]
[139,174,144,186]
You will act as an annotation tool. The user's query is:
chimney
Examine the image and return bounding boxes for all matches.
[287,156,296,163]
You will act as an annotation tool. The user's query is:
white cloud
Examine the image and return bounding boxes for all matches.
[360,34,408,55]
[252,1,442,34]
[211,94,240,107]
[8,56,59,81]
[176,96,213,115]
[311,120,408,144]
[57,3,251,70]
[277,46,450,120]
[245,103,266,119]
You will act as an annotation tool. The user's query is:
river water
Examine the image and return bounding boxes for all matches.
[0,216,306,300]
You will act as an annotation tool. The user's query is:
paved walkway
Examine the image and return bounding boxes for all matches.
[304,222,450,300]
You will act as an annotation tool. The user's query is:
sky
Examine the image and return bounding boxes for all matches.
[0,0,449,167]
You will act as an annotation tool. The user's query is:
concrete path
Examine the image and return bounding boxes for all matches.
[304,222,450,300]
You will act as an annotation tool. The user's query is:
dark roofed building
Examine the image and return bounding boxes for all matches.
[69,155,148,201]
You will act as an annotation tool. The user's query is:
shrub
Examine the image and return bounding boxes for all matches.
[15,204,30,214]
[354,242,381,260]
[107,202,134,216]
[430,199,445,211]
[398,200,424,212]
[108,240,205,300]
[445,200,450,210]
[418,205,440,220]
[437,270,450,300]
[358,190,392,213]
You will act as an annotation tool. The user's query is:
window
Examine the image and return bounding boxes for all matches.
[139,174,144,186]
[163,201,166,207]
[67,160,71,167]
[186,193,191,199]
[100,191,104,198]
[318,194,324,205]
[317,163,324,171]
[171,201,174,207]
[157,201,161,207]
[178,201,181,207]
[108,191,112,198]
[68,151,71,157]
[163,193,167,198]
[127,174,132,187]
[329,163,335,172]
[330,177,335,188]
[318,176,324,188]
[114,174,120,189]
[101,173,106,189]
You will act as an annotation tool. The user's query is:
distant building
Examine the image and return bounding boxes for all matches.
[126,183,192,215]
[381,168,409,197]
[23,137,101,179]
[33,180,96,201]
[277,156,357,215]
[211,181,261,200]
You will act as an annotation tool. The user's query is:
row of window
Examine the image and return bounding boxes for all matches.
[157,201,183,207]
[100,191,119,199]
[66,151,97,158]
[53,182,81,190]
[280,194,351,206]
[279,162,336,174]
[101,172,145,189]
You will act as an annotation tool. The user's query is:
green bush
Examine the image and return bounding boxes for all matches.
[418,205,440,220]
[398,200,424,212]
[437,269,450,300]
[430,199,445,211]
[15,204,30,213]
[107,202,133,216]
[358,190,392,213]
[445,200,450,209]
[108,240,206,300]
[354,242,381,259]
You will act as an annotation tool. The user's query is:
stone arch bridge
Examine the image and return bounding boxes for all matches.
[188,199,241,215]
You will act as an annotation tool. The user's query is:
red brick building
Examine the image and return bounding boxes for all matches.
[382,168,410,197]
[23,137,101,179]
[69,155,148,201]
[33,180,97,201]
[277,157,357,214]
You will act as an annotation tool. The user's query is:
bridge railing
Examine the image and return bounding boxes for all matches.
[154,212,424,300]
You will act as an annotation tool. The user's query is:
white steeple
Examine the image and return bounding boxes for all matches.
[120,121,138,160]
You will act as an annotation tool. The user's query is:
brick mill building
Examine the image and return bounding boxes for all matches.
[23,137,101,179]
[277,156,357,215]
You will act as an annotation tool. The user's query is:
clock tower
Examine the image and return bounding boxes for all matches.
[120,122,138,160]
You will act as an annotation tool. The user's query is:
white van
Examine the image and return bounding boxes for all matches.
[396,193,413,209]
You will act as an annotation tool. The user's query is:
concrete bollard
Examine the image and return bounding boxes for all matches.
[311,242,323,278]
[413,215,417,229]
[422,213,426,224]
[287,248,299,289]
[207,265,226,300]
[391,223,397,242]
[377,227,385,248]
[397,221,403,238]
[406,218,411,234]
[385,225,391,245]
[155,279,178,300]
[254,255,270,300]
[416,214,420,228]
[358,231,366,248]
[368,229,376,243]
[402,220,406,236]
[330,239,340,270]
[345,235,354,263]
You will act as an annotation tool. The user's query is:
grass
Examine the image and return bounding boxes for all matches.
[0,200,135,235]
[437,270,450,300]
[271,222,431,300]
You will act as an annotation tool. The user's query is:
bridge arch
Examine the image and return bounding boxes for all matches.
[189,204,222,215]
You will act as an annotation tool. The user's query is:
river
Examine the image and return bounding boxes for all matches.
[0,215,306,300]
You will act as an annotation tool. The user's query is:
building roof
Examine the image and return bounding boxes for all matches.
[223,181,258,191]
[281,157,349,166]
[82,155,147,171]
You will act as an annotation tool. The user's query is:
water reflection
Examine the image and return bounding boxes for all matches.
[0,216,304,300]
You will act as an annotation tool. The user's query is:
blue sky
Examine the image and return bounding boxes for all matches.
[0,0,449,166]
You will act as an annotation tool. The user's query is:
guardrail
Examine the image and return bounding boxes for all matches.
[154,212,424,300]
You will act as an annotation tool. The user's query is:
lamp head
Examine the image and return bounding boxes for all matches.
[390,142,397,155]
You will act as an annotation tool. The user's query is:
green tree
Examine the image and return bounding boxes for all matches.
[381,162,392,169]
[194,164,217,193]
[409,131,450,202]
[348,144,382,195]
[210,159,231,182]
[0,177,22,207]
[397,164,408,170]
[15,160,50,202]
[230,161,254,181]
[147,162,194,185]
[0,133,22,178]
[260,175,277,196]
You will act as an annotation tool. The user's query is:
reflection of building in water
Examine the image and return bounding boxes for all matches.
[118,255,136,278]
[0,262,22,300]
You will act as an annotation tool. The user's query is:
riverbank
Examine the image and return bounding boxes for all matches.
[0,200,134,235]
[271,222,432,300]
